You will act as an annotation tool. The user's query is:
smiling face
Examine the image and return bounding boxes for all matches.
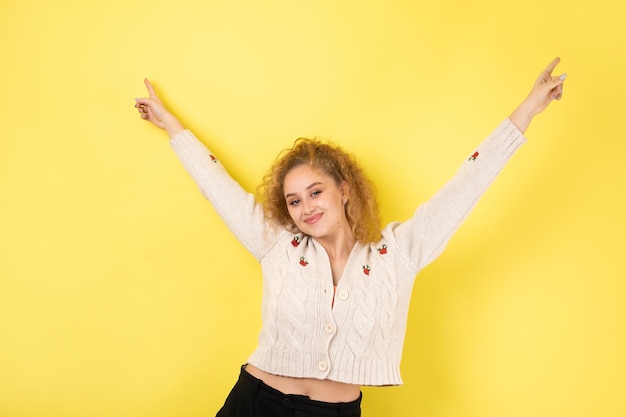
[283,164,350,241]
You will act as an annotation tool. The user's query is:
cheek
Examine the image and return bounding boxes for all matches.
[286,205,299,222]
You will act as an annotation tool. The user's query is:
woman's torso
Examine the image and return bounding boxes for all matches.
[244,240,362,403]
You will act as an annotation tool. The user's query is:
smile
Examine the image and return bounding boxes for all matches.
[304,213,323,224]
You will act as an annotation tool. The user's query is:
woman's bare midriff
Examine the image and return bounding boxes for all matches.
[244,364,361,403]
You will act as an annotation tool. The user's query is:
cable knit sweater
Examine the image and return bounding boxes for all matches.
[169,119,526,386]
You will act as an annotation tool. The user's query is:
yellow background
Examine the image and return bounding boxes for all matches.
[1,0,624,416]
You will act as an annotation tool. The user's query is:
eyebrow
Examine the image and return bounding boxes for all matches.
[284,181,323,199]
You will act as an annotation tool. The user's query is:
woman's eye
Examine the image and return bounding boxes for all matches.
[289,200,300,206]
[311,190,321,197]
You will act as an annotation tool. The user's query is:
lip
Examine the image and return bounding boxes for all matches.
[304,213,323,225]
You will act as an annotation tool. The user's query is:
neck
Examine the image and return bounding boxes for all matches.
[315,228,357,261]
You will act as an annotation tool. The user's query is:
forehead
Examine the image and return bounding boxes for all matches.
[283,165,335,192]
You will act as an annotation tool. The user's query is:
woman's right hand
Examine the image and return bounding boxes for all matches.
[135,79,185,138]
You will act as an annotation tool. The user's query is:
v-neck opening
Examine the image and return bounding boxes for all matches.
[311,237,359,288]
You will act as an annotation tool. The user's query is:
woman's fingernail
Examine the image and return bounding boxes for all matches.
[559,74,567,81]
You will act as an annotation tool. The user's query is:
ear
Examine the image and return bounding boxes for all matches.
[340,180,349,204]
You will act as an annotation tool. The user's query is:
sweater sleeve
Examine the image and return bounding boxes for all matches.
[386,119,526,275]
[169,130,284,261]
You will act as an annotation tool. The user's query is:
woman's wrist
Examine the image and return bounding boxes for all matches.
[509,100,535,135]
[164,117,185,138]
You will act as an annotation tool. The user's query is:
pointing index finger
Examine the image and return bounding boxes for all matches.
[144,78,158,99]
[544,57,561,76]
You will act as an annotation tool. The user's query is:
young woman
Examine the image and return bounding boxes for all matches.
[134,58,566,417]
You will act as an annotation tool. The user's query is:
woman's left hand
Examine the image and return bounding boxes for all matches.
[510,57,566,134]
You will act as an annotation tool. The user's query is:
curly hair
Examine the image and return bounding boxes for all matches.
[258,138,382,243]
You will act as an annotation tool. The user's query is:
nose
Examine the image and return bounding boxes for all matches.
[303,201,315,215]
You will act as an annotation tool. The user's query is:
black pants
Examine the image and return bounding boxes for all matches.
[216,365,362,417]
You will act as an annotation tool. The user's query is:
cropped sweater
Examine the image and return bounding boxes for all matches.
[169,119,526,386]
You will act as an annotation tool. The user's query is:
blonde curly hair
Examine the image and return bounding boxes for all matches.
[258,138,382,243]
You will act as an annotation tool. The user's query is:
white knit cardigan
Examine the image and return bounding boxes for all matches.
[169,119,526,386]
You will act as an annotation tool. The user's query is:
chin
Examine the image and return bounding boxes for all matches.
[299,226,325,239]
